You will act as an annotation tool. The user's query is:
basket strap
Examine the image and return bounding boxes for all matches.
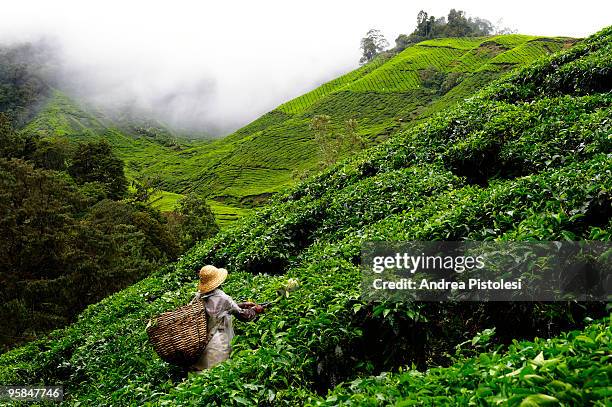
[191,291,231,343]
[189,293,213,346]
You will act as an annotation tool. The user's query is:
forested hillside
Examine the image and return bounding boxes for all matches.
[0,45,221,351]
[0,25,609,406]
[0,43,247,225]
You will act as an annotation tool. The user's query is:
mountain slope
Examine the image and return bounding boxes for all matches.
[19,90,254,227]
[20,90,199,178]
[0,26,609,406]
[111,35,574,208]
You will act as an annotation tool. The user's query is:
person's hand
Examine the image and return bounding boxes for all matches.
[254,305,264,314]
[238,302,257,309]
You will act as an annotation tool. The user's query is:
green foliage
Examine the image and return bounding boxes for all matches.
[0,159,177,351]
[343,118,365,153]
[0,113,25,158]
[0,25,610,406]
[170,193,220,250]
[0,122,186,351]
[85,199,181,261]
[207,199,253,228]
[311,114,337,166]
[360,29,389,64]
[131,175,162,204]
[68,139,128,200]
[30,136,71,170]
[313,318,612,406]
[310,115,365,168]
[487,26,612,101]
[394,9,495,51]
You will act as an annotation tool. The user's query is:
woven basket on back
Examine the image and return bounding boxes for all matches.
[146,300,208,367]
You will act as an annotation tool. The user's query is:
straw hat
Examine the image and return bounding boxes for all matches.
[198,265,228,293]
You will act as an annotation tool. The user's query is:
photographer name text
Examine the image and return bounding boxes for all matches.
[372,278,522,291]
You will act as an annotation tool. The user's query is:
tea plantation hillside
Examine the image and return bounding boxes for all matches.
[140,34,573,209]
[1,26,610,406]
[315,318,611,406]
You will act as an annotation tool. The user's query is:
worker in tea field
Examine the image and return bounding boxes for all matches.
[190,265,264,371]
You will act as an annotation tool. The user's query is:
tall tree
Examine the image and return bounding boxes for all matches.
[173,193,219,250]
[0,113,24,159]
[444,9,471,37]
[31,137,71,170]
[360,29,389,64]
[68,139,128,200]
[416,11,431,37]
[311,115,340,166]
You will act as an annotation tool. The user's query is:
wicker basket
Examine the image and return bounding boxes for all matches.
[146,300,208,367]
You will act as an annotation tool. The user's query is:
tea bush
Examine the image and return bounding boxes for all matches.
[312,317,612,406]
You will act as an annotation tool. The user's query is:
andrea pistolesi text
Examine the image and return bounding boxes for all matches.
[372,278,522,291]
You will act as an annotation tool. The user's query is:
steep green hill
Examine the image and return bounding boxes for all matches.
[138,34,573,210]
[0,26,609,406]
[20,90,199,179]
[14,90,252,227]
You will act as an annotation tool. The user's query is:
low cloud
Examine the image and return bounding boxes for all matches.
[1,0,610,136]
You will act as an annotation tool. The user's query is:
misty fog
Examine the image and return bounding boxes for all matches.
[1,0,610,137]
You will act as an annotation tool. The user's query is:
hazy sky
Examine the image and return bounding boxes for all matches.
[1,0,610,135]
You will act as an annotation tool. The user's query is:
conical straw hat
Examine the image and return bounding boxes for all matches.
[198,265,228,293]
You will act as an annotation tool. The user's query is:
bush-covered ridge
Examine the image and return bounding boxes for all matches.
[0,26,611,406]
[277,35,568,115]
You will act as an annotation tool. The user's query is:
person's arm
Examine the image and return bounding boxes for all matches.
[228,298,258,322]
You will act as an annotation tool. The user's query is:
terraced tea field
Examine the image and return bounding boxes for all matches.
[142,35,571,214]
